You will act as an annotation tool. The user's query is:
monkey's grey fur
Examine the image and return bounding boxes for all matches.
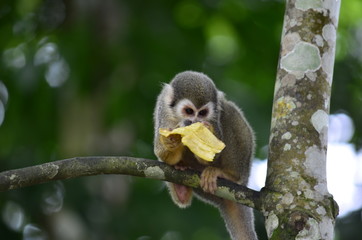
[154,71,258,240]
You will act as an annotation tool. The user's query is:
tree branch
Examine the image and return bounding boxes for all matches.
[0,156,261,210]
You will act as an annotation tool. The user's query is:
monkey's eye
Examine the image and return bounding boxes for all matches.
[198,109,208,117]
[184,107,194,115]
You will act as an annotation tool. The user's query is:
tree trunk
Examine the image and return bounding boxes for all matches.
[263,0,341,239]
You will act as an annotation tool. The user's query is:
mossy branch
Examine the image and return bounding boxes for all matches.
[0,156,261,210]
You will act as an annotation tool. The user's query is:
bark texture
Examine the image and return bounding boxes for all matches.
[0,156,261,210]
[263,0,340,239]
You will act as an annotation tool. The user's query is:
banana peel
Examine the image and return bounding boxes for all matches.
[159,122,225,162]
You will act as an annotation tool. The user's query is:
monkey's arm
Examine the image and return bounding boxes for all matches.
[200,99,254,193]
[154,133,184,165]
[218,99,254,184]
[153,88,185,166]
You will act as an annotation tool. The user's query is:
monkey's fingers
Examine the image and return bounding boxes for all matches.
[160,134,182,150]
[200,167,221,194]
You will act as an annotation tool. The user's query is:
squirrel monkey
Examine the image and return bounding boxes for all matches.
[153,71,258,240]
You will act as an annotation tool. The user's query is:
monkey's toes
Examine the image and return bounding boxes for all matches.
[200,167,220,194]
[174,165,189,171]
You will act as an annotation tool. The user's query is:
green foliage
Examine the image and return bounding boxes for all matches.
[0,0,361,239]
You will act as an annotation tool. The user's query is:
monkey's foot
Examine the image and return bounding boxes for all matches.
[174,165,189,171]
[200,167,226,194]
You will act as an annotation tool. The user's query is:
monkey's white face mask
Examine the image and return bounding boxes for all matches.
[174,99,216,127]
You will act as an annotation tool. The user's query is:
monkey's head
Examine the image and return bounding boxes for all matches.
[164,71,221,129]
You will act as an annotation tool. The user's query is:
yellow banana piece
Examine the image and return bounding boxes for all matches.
[159,122,225,162]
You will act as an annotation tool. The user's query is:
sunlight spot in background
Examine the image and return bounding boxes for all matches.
[0,81,9,105]
[0,81,9,126]
[0,101,4,126]
[45,58,70,88]
[23,223,47,240]
[174,1,205,28]
[205,17,240,65]
[160,231,183,240]
[34,41,70,88]
[327,113,362,217]
[2,201,25,231]
[42,182,65,215]
[2,40,70,89]
[34,42,59,65]
[249,113,362,217]
[3,45,26,69]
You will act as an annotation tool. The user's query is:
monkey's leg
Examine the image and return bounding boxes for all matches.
[197,168,258,240]
[167,182,193,208]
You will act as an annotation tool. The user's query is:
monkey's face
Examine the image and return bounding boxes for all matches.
[174,99,216,127]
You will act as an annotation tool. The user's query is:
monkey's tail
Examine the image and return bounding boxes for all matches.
[194,190,258,240]
[219,199,258,240]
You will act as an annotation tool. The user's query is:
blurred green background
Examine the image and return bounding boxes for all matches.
[0,0,361,239]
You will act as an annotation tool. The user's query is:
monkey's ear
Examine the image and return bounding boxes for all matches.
[162,83,175,107]
[217,91,224,111]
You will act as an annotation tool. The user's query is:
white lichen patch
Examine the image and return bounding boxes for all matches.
[216,186,237,203]
[290,170,300,179]
[282,132,292,140]
[144,166,165,179]
[323,0,341,26]
[322,24,336,44]
[306,71,317,81]
[290,18,297,28]
[311,110,329,134]
[296,218,321,240]
[314,34,324,47]
[281,42,321,79]
[316,206,326,215]
[284,143,292,151]
[41,163,59,179]
[9,174,17,180]
[314,182,328,197]
[281,192,294,205]
[319,216,335,240]
[323,92,330,109]
[322,49,335,86]
[304,189,315,200]
[295,0,323,11]
[304,145,326,182]
[292,121,299,126]
[282,32,301,56]
[265,212,279,238]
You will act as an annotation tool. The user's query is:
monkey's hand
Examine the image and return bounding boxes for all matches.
[156,133,184,166]
[200,167,238,194]
[160,133,182,151]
